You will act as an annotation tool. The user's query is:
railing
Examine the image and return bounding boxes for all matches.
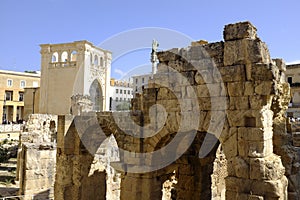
[0,124,22,133]
[49,61,76,68]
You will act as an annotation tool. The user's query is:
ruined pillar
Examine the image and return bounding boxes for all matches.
[222,21,288,200]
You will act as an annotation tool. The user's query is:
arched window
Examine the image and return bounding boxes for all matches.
[100,57,104,67]
[71,51,77,61]
[61,51,68,62]
[94,55,99,66]
[51,52,58,62]
[90,53,93,64]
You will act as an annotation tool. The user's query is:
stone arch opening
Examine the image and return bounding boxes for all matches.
[145,130,219,200]
[61,51,68,62]
[89,79,103,111]
[51,52,58,62]
[94,55,99,66]
[100,57,104,67]
[90,53,93,64]
[71,50,77,61]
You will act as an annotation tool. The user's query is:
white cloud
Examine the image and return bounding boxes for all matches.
[114,69,126,77]
[286,60,300,65]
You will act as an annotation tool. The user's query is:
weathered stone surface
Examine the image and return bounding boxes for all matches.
[224,21,257,41]
[224,39,271,66]
[53,21,291,200]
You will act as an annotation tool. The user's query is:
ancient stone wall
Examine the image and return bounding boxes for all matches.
[55,21,292,200]
[17,114,57,200]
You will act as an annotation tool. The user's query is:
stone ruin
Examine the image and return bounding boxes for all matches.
[16,21,300,200]
[17,114,57,200]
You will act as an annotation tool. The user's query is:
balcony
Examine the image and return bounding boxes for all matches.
[49,61,76,68]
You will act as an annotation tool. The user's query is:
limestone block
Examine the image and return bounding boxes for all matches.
[249,95,273,110]
[157,87,174,100]
[225,176,251,192]
[223,21,257,41]
[254,81,274,95]
[190,59,215,70]
[157,49,181,62]
[227,110,271,128]
[195,83,225,97]
[227,82,245,96]
[245,82,255,95]
[203,42,224,66]
[157,62,169,73]
[273,58,286,72]
[248,139,273,158]
[218,65,246,82]
[198,96,228,111]
[231,156,249,178]
[224,39,271,66]
[229,96,249,110]
[250,154,285,181]
[222,132,237,159]
[220,127,237,143]
[251,176,288,198]
[238,127,273,141]
[187,45,207,60]
[194,69,214,84]
[251,63,279,81]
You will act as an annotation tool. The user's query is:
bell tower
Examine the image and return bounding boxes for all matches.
[39,40,112,115]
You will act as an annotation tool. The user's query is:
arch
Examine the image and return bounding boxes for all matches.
[51,52,58,62]
[89,79,103,111]
[100,57,104,67]
[61,51,68,62]
[71,50,77,61]
[94,55,99,66]
[90,53,93,64]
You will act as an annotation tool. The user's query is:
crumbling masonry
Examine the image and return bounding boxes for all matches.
[53,21,299,199]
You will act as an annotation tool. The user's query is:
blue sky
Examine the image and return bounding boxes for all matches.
[1,0,300,79]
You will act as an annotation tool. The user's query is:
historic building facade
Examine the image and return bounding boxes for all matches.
[38,40,112,115]
[109,78,133,111]
[0,70,40,124]
[286,64,300,118]
[132,73,152,96]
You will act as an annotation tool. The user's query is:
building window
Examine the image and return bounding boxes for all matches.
[136,78,138,84]
[142,77,144,83]
[120,89,122,94]
[19,92,24,101]
[20,80,26,88]
[124,90,126,94]
[5,91,13,101]
[135,86,137,92]
[116,89,119,94]
[120,98,122,101]
[128,90,130,94]
[288,77,293,85]
[7,79,13,87]
[116,97,118,102]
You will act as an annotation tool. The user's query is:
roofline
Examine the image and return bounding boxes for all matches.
[40,40,112,54]
[0,69,40,78]
[287,64,300,69]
